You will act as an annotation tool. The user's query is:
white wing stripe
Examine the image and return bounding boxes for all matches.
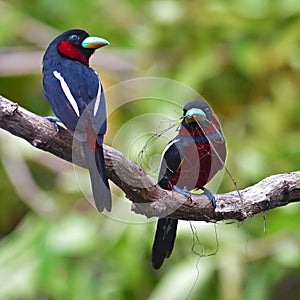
[53,71,80,117]
[159,138,180,166]
[93,80,101,116]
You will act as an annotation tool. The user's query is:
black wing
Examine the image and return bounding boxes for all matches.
[157,137,184,189]
[43,61,106,137]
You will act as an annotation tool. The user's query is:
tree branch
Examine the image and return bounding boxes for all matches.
[1,95,299,222]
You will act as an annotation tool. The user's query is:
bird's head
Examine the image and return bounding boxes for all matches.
[46,29,109,66]
[182,100,212,128]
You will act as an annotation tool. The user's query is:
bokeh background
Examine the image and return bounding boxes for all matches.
[0,0,300,299]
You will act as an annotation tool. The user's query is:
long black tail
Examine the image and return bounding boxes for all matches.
[82,141,111,212]
[151,218,178,269]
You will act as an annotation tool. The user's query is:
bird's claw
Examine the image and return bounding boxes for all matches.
[45,116,61,133]
[201,187,216,208]
[173,185,192,204]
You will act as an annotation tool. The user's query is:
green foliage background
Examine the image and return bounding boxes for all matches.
[0,0,300,299]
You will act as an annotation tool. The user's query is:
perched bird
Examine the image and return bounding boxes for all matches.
[151,100,226,269]
[42,29,111,212]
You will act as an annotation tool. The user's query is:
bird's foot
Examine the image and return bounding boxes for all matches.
[173,185,192,204]
[201,187,216,208]
[45,116,61,133]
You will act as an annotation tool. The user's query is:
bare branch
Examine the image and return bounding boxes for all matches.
[1,95,299,221]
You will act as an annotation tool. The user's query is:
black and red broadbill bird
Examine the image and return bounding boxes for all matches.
[42,29,111,212]
[152,100,226,269]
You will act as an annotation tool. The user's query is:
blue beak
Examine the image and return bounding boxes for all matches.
[81,36,110,49]
[185,108,207,123]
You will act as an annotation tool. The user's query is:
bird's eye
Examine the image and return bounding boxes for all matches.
[69,35,80,41]
[204,107,211,114]
[204,107,212,118]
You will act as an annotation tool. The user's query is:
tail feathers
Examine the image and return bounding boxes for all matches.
[82,142,112,212]
[151,218,178,269]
